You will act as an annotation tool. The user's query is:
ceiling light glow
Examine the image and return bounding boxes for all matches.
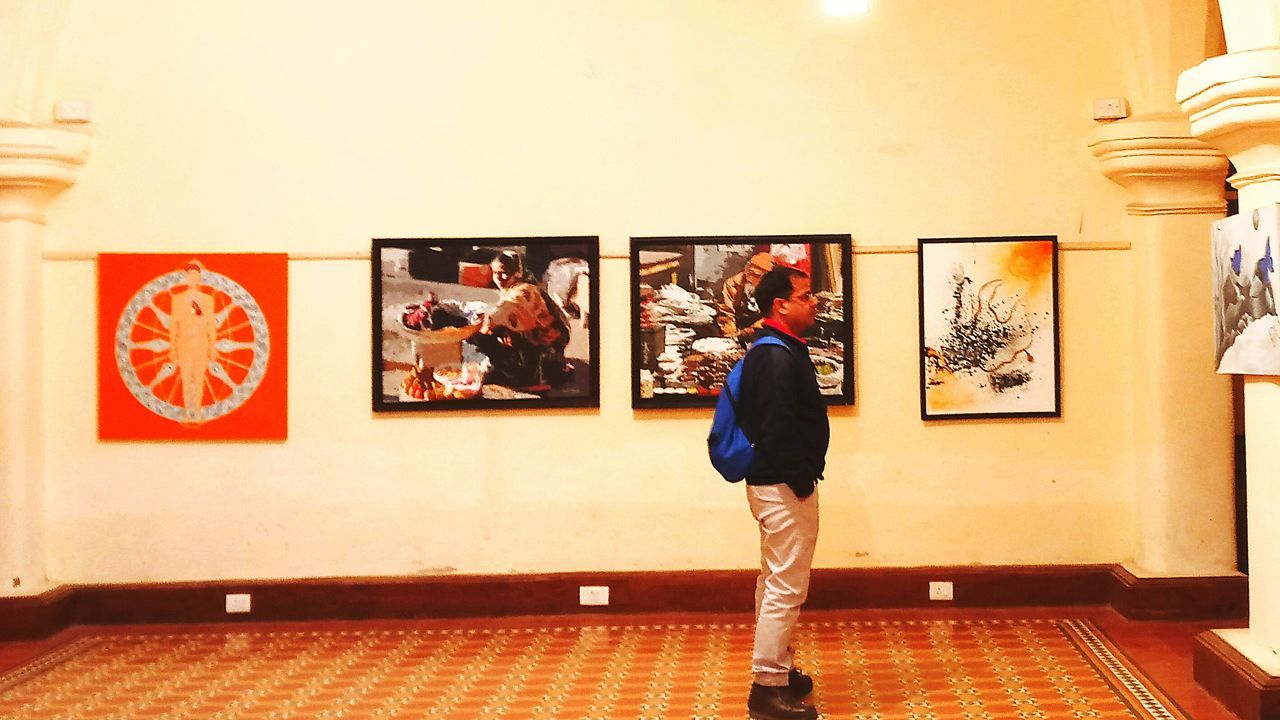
[823,0,869,16]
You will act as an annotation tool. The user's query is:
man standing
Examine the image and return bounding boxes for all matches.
[738,266,828,720]
[717,251,774,339]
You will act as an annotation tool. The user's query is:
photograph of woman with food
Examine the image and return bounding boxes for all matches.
[469,250,572,390]
[373,238,598,410]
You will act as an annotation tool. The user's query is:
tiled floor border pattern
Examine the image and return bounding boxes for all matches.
[0,637,100,695]
[0,618,1191,719]
[1062,619,1187,720]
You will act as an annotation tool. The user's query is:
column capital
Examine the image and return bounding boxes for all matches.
[1088,112,1228,216]
[1179,47,1280,193]
[0,123,89,224]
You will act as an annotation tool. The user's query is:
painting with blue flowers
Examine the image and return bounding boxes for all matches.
[1212,206,1280,374]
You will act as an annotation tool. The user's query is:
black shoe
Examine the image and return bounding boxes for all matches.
[788,667,814,698]
[748,682,819,720]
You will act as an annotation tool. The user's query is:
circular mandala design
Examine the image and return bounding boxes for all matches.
[114,268,270,424]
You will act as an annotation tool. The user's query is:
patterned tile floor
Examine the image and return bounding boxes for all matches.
[0,616,1196,719]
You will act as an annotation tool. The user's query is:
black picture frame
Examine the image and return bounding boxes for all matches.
[629,234,854,409]
[917,235,1061,420]
[372,237,600,411]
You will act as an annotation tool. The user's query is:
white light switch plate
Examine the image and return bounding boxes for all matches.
[1092,97,1128,120]
[53,99,92,123]
[578,585,609,606]
[928,581,954,601]
[225,593,252,614]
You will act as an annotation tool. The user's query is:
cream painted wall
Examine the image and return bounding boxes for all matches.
[40,1,1136,583]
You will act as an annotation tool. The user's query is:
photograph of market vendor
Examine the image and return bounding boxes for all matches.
[716,251,774,339]
[471,250,573,389]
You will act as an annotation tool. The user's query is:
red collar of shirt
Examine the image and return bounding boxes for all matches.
[762,319,807,345]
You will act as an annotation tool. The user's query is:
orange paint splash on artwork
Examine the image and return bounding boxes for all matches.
[1000,241,1053,297]
[926,376,974,411]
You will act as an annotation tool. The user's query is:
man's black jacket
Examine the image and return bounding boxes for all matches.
[738,325,830,498]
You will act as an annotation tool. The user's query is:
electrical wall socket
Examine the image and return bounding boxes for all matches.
[578,585,610,606]
[54,99,92,123]
[225,593,252,614]
[1091,96,1128,120]
[928,581,954,601]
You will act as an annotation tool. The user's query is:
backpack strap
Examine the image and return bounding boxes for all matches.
[723,335,794,438]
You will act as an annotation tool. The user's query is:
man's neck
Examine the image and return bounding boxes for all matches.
[763,318,806,343]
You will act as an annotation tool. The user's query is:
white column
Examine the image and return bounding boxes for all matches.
[0,0,73,125]
[1180,35,1280,668]
[0,123,89,596]
[1090,113,1237,577]
[1216,0,1280,53]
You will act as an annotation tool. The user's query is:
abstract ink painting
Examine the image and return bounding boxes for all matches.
[918,236,1060,419]
[1212,206,1280,374]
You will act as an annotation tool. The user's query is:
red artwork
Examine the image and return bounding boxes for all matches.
[97,253,288,440]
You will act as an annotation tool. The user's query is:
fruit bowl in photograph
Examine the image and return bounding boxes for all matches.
[433,362,486,399]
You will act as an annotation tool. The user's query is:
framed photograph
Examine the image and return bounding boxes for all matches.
[630,234,853,409]
[98,253,289,440]
[918,236,1060,420]
[372,237,599,411]
[1211,205,1280,374]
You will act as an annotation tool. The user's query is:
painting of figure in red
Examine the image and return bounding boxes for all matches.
[98,253,287,440]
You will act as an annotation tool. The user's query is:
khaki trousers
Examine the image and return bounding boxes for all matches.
[747,483,819,686]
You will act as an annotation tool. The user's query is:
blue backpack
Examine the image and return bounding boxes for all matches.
[707,335,791,482]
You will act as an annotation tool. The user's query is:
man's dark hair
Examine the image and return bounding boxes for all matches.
[754,266,806,319]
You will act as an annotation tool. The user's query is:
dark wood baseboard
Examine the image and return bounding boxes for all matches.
[1193,630,1280,720]
[0,564,1246,642]
[1108,565,1249,620]
[0,585,75,641]
[808,564,1113,609]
